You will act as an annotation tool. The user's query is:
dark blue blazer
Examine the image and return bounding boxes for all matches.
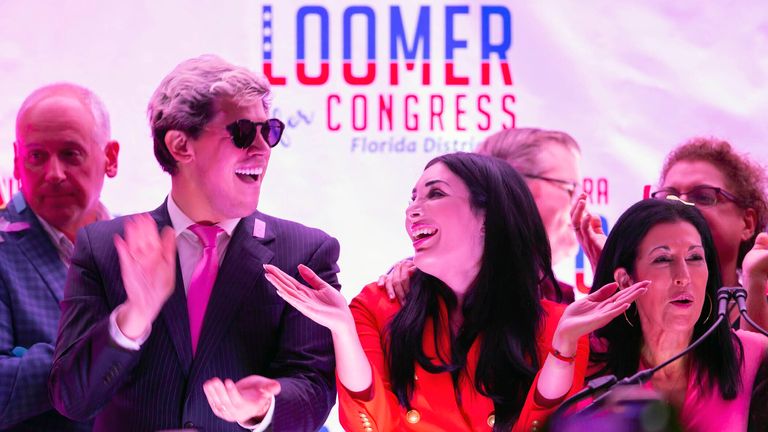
[50,202,339,431]
[0,194,91,431]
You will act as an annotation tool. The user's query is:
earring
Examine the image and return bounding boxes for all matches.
[701,295,713,324]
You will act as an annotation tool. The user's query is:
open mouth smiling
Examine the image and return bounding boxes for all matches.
[235,167,263,183]
[410,225,438,248]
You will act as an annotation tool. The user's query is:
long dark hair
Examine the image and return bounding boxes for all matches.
[590,199,742,399]
[386,152,559,429]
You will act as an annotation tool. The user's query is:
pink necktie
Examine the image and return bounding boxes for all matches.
[187,223,223,355]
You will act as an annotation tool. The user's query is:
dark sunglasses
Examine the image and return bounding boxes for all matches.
[651,185,739,208]
[225,118,285,149]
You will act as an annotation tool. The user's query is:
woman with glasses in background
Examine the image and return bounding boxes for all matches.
[573,137,768,332]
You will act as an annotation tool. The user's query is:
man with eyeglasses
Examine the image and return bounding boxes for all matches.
[49,55,340,432]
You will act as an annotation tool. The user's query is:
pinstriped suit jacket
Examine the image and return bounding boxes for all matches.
[50,202,339,432]
[0,194,91,431]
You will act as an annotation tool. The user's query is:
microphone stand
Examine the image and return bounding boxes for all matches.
[550,374,616,420]
[580,314,725,414]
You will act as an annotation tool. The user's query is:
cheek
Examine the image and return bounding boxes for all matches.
[17,169,37,185]
[635,288,664,318]
[699,208,741,237]
[691,268,709,293]
[532,196,551,223]
[67,167,96,189]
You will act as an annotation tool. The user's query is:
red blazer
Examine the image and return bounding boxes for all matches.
[338,283,588,431]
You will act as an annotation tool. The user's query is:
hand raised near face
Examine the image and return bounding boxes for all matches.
[114,214,177,339]
[570,193,607,273]
[552,280,650,356]
[264,264,353,334]
[376,258,416,304]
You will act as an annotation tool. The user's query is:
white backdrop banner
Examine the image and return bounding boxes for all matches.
[2,1,767,429]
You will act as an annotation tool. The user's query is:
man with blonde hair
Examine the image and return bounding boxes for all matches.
[50,55,339,431]
[1,82,118,431]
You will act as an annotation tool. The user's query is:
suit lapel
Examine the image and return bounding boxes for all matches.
[10,196,67,303]
[151,203,194,372]
[189,213,275,378]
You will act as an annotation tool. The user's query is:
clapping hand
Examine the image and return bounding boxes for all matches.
[743,232,768,294]
[204,375,281,425]
[113,214,176,339]
[741,232,768,332]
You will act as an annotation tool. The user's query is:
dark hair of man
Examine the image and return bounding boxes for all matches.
[386,152,559,429]
[589,199,743,399]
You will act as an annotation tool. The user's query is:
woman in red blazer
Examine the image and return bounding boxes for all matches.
[265,152,647,431]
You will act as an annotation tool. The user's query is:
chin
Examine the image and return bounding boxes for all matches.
[215,194,260,217]
[227,205,259,219]
[412,254,444,280]
[665,316,700,332]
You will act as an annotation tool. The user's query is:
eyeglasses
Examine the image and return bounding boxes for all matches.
[650,185,739,208]
[523,174,578,198]
[225,118,285,149]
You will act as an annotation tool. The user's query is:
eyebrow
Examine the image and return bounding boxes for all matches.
[412,179,450,195]
[648,244,704,254]
[424,179,449,188]
[662,184,720,191]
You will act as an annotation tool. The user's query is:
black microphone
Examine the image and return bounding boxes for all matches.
[717,287,732,318]
[731,287,748,313]
[729,287,768,337]
[551,374,618,421]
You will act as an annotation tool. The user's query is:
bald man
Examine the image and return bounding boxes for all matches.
[0,83,118,431]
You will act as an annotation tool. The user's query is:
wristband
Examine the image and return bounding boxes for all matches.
[549,347,576,363]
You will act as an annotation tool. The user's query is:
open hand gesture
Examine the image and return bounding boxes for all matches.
[553,280,649,353]
[264,264,353,334]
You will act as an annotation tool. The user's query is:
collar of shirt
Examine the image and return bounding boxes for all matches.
[35,213,75,266]
[166,195,240,238]
[166,195,241,293]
